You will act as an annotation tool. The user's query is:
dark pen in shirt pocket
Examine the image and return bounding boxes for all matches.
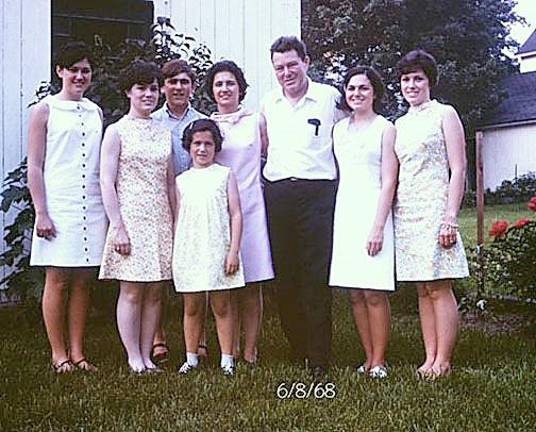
[307,118,321,136]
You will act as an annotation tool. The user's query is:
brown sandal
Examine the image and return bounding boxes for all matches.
[51,359,74,374]
[73,358,98,372]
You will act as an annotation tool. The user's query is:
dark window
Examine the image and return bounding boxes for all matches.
[52,0,153,55]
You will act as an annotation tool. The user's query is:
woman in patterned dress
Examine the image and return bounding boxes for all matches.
[28,42,106,373]
[208,60,274,364]
[394,50,469,379]
[99,61,175,373]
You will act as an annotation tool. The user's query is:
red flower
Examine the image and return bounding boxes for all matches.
[514,217,531,229]
[528,196,536,212]
[489,220,509,238]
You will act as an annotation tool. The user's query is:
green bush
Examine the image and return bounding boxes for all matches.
[469,197,536,300]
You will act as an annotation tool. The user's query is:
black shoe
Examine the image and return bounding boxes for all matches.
[311,365,328,381]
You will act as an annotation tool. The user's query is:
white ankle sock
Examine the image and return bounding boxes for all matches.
[220,353,234,368]
[186,352,199,367]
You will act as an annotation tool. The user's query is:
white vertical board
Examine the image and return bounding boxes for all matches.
[162,0,301,111]
[0,0,50,288]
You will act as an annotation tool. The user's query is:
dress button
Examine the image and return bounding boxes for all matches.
[82,132,86,137]
[83,216,87,220]
[82,143,85,147]
[82,164,86,168]
[82,174,86,178]
[84,247,88,252]
[82,153,86,157]
[83,206,87,210]
[86,258,90,263]
[84,237,88,241]
[82,195,86,199]
[82,185,86,189]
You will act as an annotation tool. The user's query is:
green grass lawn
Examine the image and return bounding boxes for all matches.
[1,204,535,431]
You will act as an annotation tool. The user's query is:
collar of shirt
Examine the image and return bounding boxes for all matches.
[165,103,192,121]
[274,78,322,109]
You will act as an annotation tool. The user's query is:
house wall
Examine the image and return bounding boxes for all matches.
[518,53,536,73]
[151,0,301,110]
[1,0,51,284]
[481,122,536,190]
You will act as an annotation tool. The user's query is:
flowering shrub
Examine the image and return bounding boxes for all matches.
[478,197,536,299]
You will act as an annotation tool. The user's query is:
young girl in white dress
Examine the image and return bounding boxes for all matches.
[173,119,244,376]
[329,66,398,379]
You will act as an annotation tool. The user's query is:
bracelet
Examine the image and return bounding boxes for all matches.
[440,222,459,230]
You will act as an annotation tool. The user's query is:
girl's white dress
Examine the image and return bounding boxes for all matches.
[173,163,245,292]
[329,115,395,291]
[30,95,107,267]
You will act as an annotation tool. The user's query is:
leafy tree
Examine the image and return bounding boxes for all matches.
[303,0,522,130]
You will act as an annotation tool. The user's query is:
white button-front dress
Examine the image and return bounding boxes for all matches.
[30,95,107,267]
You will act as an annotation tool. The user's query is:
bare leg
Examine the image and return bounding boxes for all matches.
[428,279,458,375]
[183,293,206,354]
[116,282,144,372]
[349,290,372,369]
[42,267,72,371]
[152,282,169,357]
[417,282,437,374]
[364,290,390,368]
[68,269,94,364]
[231,290,241,358]
[140,282,163,369]
[198,293,209,357]
[210,290,234,355]
[240,283,263,363]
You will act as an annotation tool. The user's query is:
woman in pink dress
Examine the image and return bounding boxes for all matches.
[207,60,274,364]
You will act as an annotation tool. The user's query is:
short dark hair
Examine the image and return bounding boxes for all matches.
[182,119,223,152]
[54,41,94,69]
[270,36,307,60]
[205,60,248,103]
[338,66,385,113]
[396,49,438,87]
[161,59,196,84]
[118,60,163,93]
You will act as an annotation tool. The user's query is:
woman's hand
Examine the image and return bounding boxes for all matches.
[112,224,131,255]
[35,212,56,240]
[439,217,458,249]
[367,226,384,256]
[225,251,240,275]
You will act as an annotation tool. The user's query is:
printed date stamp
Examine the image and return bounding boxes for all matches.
[275,381,337,399]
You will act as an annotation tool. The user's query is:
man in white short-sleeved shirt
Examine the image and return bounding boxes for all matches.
[261,36,343,378]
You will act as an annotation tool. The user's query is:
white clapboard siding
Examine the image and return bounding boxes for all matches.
[154,0,301,110]
[1,0,51,287]
[481,123,536,191]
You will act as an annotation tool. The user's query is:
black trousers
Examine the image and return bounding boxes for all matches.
[264,178,336,368]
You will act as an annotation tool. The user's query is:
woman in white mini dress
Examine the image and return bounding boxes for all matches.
[329,66,398,379]
[28,42,106,373]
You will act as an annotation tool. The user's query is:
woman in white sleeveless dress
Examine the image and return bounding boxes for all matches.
[28,42,106,373]
[329,66,398,379]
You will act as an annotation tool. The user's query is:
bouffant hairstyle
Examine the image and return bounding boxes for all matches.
[396,49,438,87]
[270,36,308,60]
[182,119,223,153]
[161,59,196,84]
[338,66,385,114]
[118,60,163,93]
[205,60,248,103]
[54,41,94,69]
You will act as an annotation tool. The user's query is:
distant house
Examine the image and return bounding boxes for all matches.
[478,30,536,191]
[0,0,300,285]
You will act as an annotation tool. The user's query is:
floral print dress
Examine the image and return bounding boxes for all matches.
[394,100,469,281]
[99,116,173,282]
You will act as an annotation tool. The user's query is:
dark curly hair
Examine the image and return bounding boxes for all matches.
[396,49,438,87]
[54,41,94,69]
[182,119,223,152]
[337,66,385,114]
[118,60,163,93]
[205,60,248,103]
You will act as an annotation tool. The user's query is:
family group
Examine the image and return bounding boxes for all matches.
[27,35,468,380]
